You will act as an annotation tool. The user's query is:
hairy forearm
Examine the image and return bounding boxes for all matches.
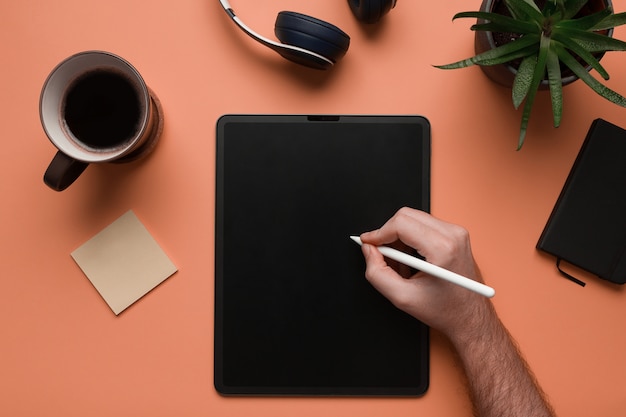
[451,303,556,417]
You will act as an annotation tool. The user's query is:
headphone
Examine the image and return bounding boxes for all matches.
[219,0,397,70]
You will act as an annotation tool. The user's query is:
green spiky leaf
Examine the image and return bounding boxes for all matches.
[591,11,626,30]
[453,11,538,34]
[555,43,626,107]
[555,26,626,52]
[551,33,609,79]
[435,34,539,69]
[562,0,591,19]
[512,55,537,109]
[507,0,544,23]
[556,8,612,30]
[471,21,537,34]
[517,34,551,150]
[546,45,563,127]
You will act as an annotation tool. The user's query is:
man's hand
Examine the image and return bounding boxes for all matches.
[358,208,556,417]
[359,207,490,342]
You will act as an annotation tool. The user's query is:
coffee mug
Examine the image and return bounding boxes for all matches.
[40,51,164,191]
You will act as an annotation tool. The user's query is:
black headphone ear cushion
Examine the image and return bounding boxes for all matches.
[274,11,350,64]
[348,0,395,24]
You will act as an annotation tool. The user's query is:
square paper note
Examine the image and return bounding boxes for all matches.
[71,210,177,315]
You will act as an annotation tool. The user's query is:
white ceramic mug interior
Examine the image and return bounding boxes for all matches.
[40,51,152,163]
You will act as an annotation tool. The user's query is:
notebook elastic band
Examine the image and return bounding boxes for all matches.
[556,258,586,287]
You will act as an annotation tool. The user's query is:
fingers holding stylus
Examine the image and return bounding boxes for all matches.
[360,207,478,280]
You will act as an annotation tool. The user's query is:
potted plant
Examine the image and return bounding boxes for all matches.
[436,0,626,149]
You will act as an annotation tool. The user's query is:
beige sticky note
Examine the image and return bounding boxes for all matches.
[71,210,178,315]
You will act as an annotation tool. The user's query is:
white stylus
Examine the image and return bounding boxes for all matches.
[350,236,495,298]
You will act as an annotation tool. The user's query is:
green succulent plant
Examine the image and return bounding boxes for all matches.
[436,0,626,149]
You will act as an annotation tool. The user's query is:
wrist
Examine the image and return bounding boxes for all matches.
[446,298,501,351]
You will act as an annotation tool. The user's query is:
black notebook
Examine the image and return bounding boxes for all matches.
[214,115,431,396]
[537,118,626,286]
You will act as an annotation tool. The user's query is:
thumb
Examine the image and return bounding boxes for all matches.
[361,243,411,305]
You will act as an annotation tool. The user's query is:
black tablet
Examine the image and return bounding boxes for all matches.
[215,115,431,396]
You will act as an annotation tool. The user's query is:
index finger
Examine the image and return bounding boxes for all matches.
[360,208,443,252]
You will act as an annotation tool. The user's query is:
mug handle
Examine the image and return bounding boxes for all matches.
[44,151,89,191]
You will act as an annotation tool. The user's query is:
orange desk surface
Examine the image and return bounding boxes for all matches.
[2,1,626,415]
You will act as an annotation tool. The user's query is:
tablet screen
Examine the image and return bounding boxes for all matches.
[215,115,431,396]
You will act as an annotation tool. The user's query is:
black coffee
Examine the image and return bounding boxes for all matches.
[63,70,142,149]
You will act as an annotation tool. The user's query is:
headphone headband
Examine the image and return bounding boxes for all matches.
[219,0,396,69]
[219,0,335,69]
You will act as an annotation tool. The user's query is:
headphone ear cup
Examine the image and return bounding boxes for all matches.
[274,11,351,64]
[348,0,396,24]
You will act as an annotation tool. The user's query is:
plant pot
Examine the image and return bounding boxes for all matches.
[474,0,614,88]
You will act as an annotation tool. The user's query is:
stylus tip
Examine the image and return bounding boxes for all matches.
[349,236,362,245]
